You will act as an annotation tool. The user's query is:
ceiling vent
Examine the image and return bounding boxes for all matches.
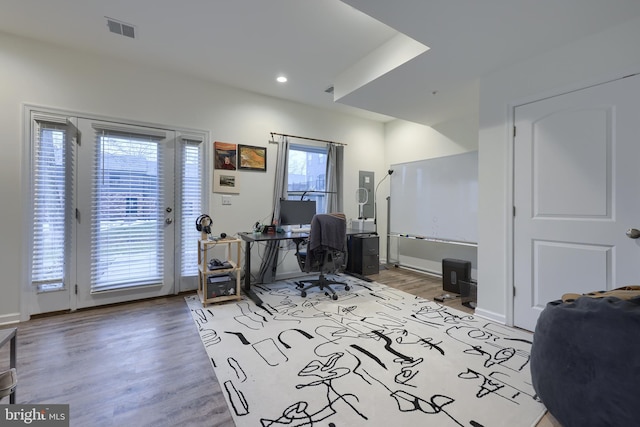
[106,17,136,39]
[324,85,334,94]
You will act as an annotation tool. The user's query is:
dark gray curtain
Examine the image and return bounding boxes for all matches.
[326,143,344,213]
[257,136,289,283]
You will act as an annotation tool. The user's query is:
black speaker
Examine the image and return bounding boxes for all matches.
[442,258,471,294]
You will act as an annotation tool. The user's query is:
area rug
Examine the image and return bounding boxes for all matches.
[186,276,546,427]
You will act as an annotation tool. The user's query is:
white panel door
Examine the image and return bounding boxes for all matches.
[513,74,640,331]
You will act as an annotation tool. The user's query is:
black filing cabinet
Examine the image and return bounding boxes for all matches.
[347,234,379,275]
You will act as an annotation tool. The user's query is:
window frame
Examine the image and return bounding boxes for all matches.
[286,142,328,214]
[29,116,74,293]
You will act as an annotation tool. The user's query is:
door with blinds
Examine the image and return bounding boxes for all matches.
[28,109,206,314]
[74,119,176,308]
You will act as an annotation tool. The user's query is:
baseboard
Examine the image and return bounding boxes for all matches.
[0,312,21,326]
[389,263,442,279]
[473,307,506,325]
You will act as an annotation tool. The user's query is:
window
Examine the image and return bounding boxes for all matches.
[90,129,164,291]
[31,120,70,292]
[287,143,327,213]
[180,140,203,276]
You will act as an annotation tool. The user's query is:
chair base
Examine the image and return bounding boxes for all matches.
[296,273,350,300]
[0,368,17,399]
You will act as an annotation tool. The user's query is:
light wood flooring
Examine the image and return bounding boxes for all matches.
[0,265,560,426]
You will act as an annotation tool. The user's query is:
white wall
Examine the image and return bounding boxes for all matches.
[0,32,387,322]
[384,115,478,165]
[477,16,640,324]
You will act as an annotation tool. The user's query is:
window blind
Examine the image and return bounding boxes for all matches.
[90,129,164,292]
[31,121,68,291]
[180,139,203,276]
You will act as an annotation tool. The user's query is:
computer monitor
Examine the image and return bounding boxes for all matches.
[279,199,317,226]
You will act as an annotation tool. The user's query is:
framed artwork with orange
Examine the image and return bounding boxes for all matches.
[214,141,237,170]
[238,144,266,171]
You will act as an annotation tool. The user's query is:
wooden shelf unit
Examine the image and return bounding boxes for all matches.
[197,237,242,306]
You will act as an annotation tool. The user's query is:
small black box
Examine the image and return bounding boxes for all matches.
[442,258,471,294]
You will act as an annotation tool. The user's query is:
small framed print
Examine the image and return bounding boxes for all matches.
[214,141,237,170]
[238,144,267,171]
[213,170,240,194]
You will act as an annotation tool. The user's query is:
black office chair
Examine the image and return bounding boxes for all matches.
[294,213,350,300]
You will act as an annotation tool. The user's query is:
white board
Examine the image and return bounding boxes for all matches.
[390,151,478,243]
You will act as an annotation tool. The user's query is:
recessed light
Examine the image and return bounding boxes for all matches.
[276,76,288,83]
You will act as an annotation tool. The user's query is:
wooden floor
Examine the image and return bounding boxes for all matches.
[0,265,560,426]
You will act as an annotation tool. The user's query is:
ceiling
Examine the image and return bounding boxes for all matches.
[2,0,640,127]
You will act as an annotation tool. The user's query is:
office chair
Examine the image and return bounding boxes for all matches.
[0,368,17,402]
[294,213,350,300]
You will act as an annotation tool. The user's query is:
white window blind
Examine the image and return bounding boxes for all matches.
[31,121,69,292]
[90,129,164,292]
[181,139,203,276]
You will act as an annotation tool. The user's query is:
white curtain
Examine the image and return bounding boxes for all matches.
[257,136,289,283]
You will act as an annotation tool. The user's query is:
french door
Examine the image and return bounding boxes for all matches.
[74,119,176,308]
[27,109,206,314]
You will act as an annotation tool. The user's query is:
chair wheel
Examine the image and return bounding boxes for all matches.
[345,285,350,291]
[300,291,307,297]
[332,294,338,300]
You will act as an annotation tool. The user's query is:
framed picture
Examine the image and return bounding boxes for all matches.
[238,144,267,171]
[214,141,237,170]
[213,170,240,194]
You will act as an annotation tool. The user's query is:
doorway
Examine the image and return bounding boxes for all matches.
[74,119,176,308]
[26,108,206,315]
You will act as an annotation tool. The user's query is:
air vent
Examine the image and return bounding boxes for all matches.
[106,17,136,39]
[324,85,334,94]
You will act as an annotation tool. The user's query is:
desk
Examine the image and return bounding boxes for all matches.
[0,327,17,404]
[238,231,309,306]
[238,229,375,306]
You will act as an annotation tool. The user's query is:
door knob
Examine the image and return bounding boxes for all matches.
[165,218,173,225]
[626,228,640,239]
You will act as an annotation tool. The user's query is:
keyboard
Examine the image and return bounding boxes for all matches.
[290,227,311,233]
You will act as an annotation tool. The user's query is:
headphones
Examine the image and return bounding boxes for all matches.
[196,214,212,234]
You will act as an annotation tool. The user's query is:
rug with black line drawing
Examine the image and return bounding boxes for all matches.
[185,276,546,427]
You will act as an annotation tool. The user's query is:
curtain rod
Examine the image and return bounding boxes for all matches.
[270,132,346,146]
